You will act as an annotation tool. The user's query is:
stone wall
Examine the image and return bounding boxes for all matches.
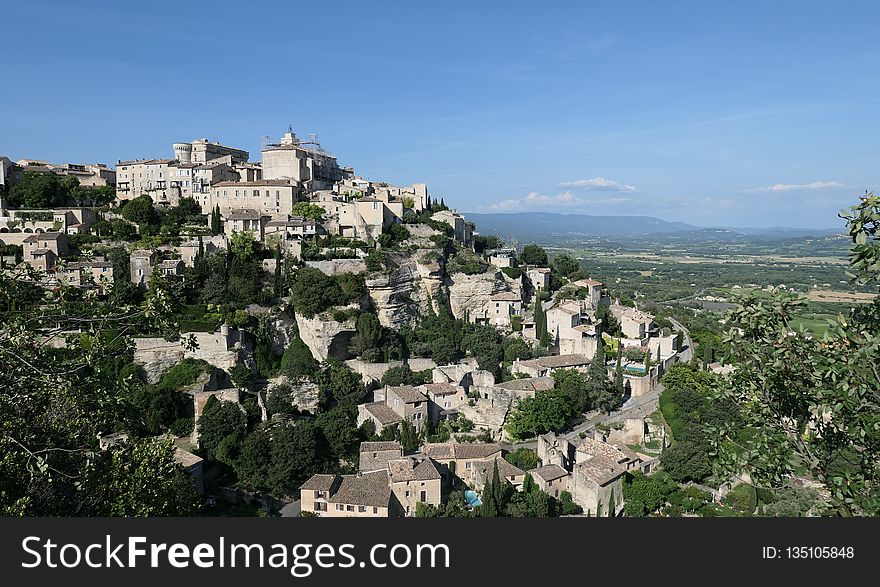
[306,258,368,276]
[344,358,438,384]
[132,327,243,383]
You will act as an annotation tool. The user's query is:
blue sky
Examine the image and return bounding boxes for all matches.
[2,0,879,228]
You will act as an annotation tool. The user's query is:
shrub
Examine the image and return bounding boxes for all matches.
[724,483,757,514]
[501,266,522,280]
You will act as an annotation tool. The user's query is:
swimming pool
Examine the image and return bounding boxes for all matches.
[464,490,482,507]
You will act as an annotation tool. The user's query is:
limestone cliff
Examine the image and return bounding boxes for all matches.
[294,310,357,362]
[446,269,509,321]
[366,250,444,329]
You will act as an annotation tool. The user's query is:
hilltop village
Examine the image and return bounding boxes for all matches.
[0,129,688,517]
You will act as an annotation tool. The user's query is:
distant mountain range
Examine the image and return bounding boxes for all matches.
[464,212,842,243]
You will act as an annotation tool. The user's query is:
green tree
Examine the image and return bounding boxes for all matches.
[280,338,318,381]
[121,194,159,227]
[93,437,201,516]
[551,253,580,278]
[504,448,538,470]
[520,244,548,266]
[291,202,326,221]
[210,205,222,235]
[197,396,248,461]
[505,391,574,439]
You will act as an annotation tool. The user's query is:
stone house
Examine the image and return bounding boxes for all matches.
[359,441,404,473]
[357,385,429,432]
[418,382,467,425]
[422,442,503,487]
[328,471,398,517]
[486,291,522,329]
[387,456,443,516]
[537,432,642,516]
[486,248,517,268]
[130,249,156,289]
[530,464,570,499]
[22,232,69,271]
[223,208,270,240]
[571,278,605,309]
[526,267,551,292]
[511,353,590,378]
[62,260,114,293]
[471,457,526,491]
[158,259,184,277]
[430,210,473,247]
[610,304,658,342]
[299,474,341,516]
[178,236,225,267]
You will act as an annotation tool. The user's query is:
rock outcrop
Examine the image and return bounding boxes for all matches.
[446,270,508,322]
[366,251,444,329]
[294,311,357,362]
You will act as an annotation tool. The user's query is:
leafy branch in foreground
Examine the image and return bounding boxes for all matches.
[710,193,880,515]
[0,265,200,516]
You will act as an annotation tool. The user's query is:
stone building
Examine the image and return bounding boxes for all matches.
[422,442,504,487]
[387,456,443,516]
[511,353,590,378]
[357,385,430,433]
[223,208,270,240]
[129,249,156,289]
[537,433,644,516]
[526,267,551,292]
[261,129,344,191]
[22,232,69,271]
[116,138,249,206]
[430,209,473,247]
[209,180,300,216]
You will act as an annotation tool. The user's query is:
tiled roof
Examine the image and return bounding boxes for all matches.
[387,457,442,482]
[575,438,639,485]
[328,471,391,508]
[418,383,460,396]
[363,402,403,426]
[360,441,402,452]
[473,457,525,480]
[517,354,590,370]
[387,385,427,404]
[299,473,339,491]
[573,278,603,288]
[495,377,556,392]
[423,443,503,460]
[531,464,569,483]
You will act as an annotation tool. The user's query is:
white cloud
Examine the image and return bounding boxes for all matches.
[558,177,638,193]
[751,181,845,193]
[483,190,635,211]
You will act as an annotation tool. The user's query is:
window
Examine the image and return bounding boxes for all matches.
[346,505,354,512]
[315,490,324,499]
[358,506,366,513]
[373,507,378,514]
[315,502,327,512]
[420,491,426,502]
[336,504,343,511]
[405,491,410,498]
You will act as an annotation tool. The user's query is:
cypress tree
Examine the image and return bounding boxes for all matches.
[614,346,624,394]
[608,492,616,517]
[197,234,204,258]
